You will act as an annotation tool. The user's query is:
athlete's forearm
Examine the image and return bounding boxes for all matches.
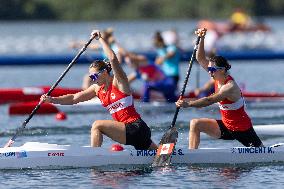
[99,37,116,62]
[196,37,206,63]
[188,96,215,108]
[49,94,77,105]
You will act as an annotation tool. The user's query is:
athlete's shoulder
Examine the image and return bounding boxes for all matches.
[219,80,235,94]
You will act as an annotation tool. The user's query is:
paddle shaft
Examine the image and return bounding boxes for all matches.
[170,36,201,128]
[152,36,201,167]
[196,63,200,88]
[5,35,96,147]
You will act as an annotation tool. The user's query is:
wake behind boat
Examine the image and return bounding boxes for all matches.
[0,142,284,169]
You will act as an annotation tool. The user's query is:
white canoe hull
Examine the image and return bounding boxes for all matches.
[0,142,284,169]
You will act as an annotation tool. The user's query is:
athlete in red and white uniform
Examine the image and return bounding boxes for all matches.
[176,28,262,149]
[41,30,157,150]
[215,75,251,131]
[97,83,140,123]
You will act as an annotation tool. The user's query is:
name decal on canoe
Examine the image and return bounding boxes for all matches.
[0,151,27,158]
[231,147,275,154]
[131,149,184,157]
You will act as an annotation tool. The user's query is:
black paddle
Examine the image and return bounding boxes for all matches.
[4,34,96,148]
[152,36,201,167]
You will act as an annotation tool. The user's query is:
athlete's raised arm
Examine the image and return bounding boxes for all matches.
[91,30,130,94]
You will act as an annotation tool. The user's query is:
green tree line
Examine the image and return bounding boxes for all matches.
[0,0,284,21]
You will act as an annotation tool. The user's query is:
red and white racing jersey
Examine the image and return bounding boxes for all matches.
[215,75,252,131]
[97,83,140,123]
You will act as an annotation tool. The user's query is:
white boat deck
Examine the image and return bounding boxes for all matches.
[0,142,284,169]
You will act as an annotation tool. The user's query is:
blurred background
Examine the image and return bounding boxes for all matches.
[0,0,284,116]
[0,0,284,57]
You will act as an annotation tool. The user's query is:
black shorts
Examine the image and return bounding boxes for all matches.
[125,118,152,150]
[217,120,263,147]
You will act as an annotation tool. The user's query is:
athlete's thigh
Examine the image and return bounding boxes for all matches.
[193,118,221,139]
[97,120,126,144]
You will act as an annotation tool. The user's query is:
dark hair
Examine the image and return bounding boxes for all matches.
[154,31,165,47]
[209,55,231,71]
[89,60,112,74]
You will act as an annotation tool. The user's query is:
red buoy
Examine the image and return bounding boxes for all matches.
[55,112,67,120]
[111,144,124,151]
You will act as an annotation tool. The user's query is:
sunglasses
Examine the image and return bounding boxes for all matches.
[207,66,224,73]
[89,68,106,81]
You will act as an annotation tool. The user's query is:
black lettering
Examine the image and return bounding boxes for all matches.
[137,150,143,156]
[268,147,274,153]
[245,148,250,153]
[143,150,148,156]
[178,149,184,155]
[148,150,155,156]
[8,152,15,157]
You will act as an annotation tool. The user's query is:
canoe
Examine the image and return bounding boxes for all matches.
[0,142,283,169]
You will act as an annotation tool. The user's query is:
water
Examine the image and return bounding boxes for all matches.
[0,20,284,188]
[0,61,284,188]
[2,165,284,189]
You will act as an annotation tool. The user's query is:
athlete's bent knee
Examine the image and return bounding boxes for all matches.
[91,120,104,132]
[190,119,200,132]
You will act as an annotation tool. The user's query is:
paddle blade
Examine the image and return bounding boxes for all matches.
[152,127,178,167]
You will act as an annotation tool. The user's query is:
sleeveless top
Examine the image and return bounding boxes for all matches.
[215,75,252,131]
[97,83,141,123]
